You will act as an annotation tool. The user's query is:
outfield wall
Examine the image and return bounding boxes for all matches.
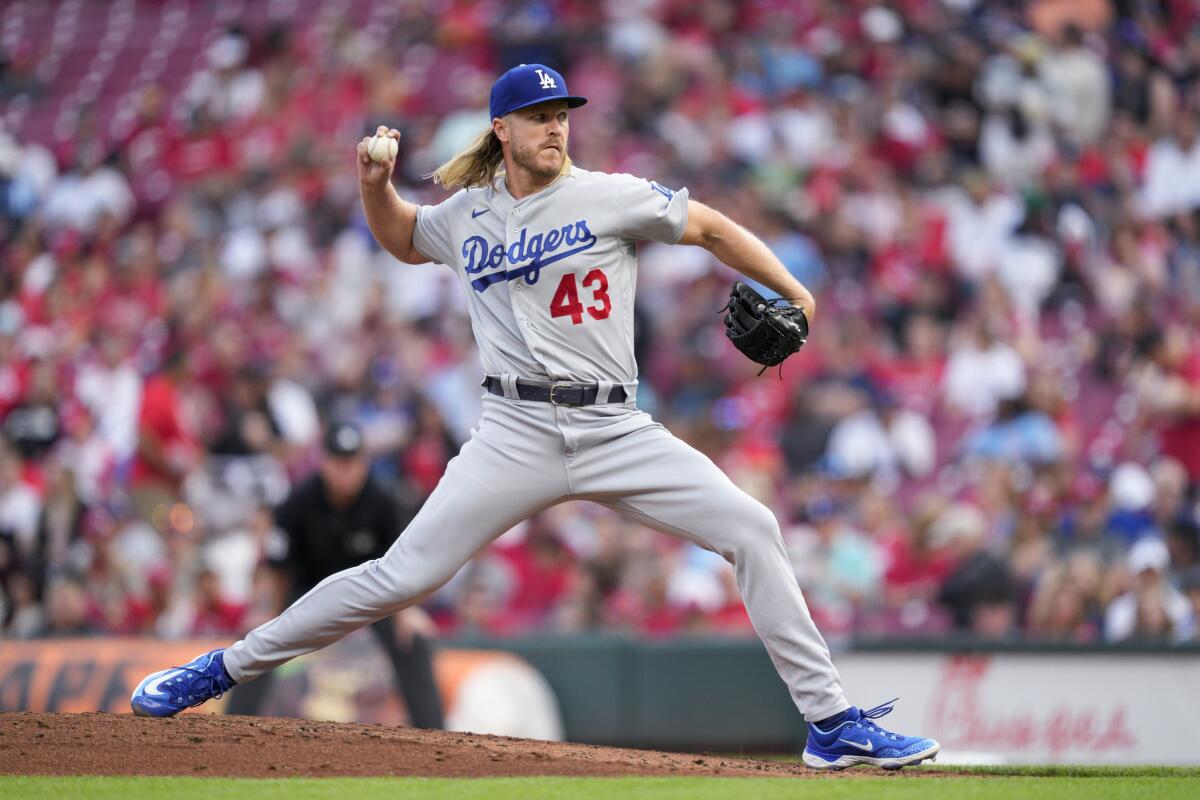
[2,636,1198,764]
[469,636,1200,765]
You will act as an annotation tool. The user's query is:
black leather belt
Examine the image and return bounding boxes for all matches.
[484,376,627,406]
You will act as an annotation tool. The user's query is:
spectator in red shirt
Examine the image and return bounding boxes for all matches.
[188,569,248,637]
[882,495,955,611]
[872,314,947,417]
[129,351,201,529]
[1135,324,1200,482]
[497,516,574,628]
[706,567,754,634]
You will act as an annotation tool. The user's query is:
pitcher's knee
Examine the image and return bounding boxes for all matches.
[735,496,782,539]
[753,499,783,537]
[717,497,785,562]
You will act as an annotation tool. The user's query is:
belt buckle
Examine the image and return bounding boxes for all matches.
[549,383,572,406]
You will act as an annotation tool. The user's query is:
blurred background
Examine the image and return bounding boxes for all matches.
[2,0,1200,764]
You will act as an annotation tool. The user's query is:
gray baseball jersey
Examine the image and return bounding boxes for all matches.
[221,166,850,724]
[412,166,688,385]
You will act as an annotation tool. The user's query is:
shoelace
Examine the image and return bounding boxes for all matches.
[857,697,904,741]
[163,665,228,707]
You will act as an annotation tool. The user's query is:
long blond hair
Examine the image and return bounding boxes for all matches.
[429,124,572,189]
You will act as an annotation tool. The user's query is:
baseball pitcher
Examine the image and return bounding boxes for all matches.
[131,64,938,770]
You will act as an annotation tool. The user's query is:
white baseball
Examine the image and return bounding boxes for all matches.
[368,134,398,163]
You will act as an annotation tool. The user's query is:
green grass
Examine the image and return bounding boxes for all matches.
[2,773,1199,800]
[758,756,1200,779]
[926,765,1200,778]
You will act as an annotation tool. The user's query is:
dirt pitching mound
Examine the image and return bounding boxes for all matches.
[0,712,940,779]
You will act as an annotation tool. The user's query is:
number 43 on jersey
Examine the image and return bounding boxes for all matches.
[549,269,611,325]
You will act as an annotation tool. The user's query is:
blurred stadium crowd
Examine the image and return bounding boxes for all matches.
[2,0,1200,646]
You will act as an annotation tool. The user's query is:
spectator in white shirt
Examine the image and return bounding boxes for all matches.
[1038,25,1112,147]
[979,105,1056,191]
[942,316,1026,420]
[1139,112,1200,219]
[75,334,143,463]
[942,170,1025,284]
[40,143,135,234]
[1105,537,1195,642]
[0,443,41,561]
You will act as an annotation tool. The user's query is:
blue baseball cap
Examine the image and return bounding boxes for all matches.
[489,63,587,120]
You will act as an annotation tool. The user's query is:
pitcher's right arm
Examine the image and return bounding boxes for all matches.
[358,126,428,265]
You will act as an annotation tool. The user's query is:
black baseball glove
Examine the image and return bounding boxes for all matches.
[721,281,809,372]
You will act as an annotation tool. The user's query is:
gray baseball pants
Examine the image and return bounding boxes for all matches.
[223,389,850,721]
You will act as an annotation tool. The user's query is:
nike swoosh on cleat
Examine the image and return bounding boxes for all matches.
[143,670,174,697]
[837,738,874,752]
[472,208,490,218]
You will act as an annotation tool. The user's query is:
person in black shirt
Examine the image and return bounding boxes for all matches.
[226,421,445,728]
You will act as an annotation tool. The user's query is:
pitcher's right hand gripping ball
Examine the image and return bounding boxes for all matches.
[722,281,810,371]
[358,126,400,189]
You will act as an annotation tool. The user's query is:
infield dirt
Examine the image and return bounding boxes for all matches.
[0,712,947,779]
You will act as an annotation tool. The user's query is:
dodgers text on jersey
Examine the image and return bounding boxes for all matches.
[462,219,598,293]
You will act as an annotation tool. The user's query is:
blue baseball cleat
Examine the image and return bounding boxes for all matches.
[130,648,236,717]
[802,698,940,770]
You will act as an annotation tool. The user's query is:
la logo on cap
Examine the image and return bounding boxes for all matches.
[535,68,557,89]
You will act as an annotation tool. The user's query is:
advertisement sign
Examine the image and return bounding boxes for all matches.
[836,652,1200,765]
[0,639,221,714]
[0,636,563,740]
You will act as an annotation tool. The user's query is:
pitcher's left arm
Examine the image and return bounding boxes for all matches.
[678,200,816,323]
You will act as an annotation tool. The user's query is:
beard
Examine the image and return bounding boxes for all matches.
[511,137,565,181]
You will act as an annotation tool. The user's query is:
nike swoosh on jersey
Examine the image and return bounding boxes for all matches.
[472,208,490,218]
[837,738,874,752]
